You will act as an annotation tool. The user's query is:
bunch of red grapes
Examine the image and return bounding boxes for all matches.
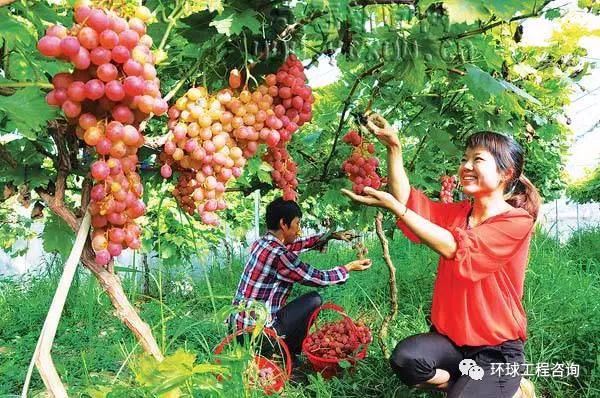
[304,320,372,360]
[37,4,165,266]
[262,54,314,200]
[440,175,457,203]
[160,55,314,223]
[262,147,298,201]
[341,130,383,194]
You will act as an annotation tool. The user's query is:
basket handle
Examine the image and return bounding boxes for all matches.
[214,326,292,377]
[305,302,357,337]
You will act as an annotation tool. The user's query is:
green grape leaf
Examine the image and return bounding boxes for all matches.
[418,0,439,11]
[8,52,70,81]
[397,55,426,90]
[26,167,52,190]
[488,0,538,20]
[0,88,58,139]
[464,64,506,99]
[29,2,73,27]
[498,80,541,105]
[442,0,490,25]
[160,242,177,259]
[301,131,322,145]
[257,169,272,184]
[0,9,35,47]
[245,156,262,175]
[181,0,224,16]
[463,64,539,109]
[544,8,562,20]
[466,35,504,71]
[42,214,74,262]
[209,9,261,36]
[322,182,350,207]
[428,129,460,155]
[181,43,204,58]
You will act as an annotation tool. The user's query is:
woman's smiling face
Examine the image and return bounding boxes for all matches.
[459,147,509,196]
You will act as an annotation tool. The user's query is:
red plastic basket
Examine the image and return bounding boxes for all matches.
[301,303,370,379]
[214,327,292,395]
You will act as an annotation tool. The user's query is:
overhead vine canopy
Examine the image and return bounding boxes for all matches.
[1,0,594,204]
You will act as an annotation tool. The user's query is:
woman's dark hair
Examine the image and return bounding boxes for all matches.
[465,131,542,220]
[266,197,302,230]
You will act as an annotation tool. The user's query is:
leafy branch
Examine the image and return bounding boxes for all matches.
[349,0,414,5]
[321,62,384,179]
[374,211,397,357]
[442,0,554,40]
[31,140,56,163]
[278,10,327,40]
[276,0,415,44]
[406,90,463,171]
[157,2,186,52]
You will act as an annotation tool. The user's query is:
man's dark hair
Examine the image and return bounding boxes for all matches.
[266,197,302,230]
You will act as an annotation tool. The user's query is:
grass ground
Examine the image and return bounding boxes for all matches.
[1,227,599,397]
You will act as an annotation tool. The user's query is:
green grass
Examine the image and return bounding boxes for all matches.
[1,228,599,397]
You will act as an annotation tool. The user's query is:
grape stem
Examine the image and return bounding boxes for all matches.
[374,211,398,357]
[157,1,184,52]
[320,62,383,179]
[0,81,53,89]
[164,67,202,103]
[242,32,258,88]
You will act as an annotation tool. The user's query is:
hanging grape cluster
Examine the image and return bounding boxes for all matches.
[341,130,384,194]
[37,4,166,266]
[440,175,457,203]
[262,54,314,200]
[160,54,314,224]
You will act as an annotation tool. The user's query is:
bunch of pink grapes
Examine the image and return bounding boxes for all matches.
[159,54,314,223]
[37,4,165,265]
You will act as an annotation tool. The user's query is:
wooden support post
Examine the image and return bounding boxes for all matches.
[22,212,91,398]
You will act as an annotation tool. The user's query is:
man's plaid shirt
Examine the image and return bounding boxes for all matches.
[229,232,348,331]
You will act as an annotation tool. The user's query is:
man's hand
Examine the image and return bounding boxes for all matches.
[361,112,400,148]
[341,186,401,211]
[344,258,372,272]
[330,230,358,242]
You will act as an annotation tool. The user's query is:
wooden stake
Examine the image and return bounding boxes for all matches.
[22,211,91,398]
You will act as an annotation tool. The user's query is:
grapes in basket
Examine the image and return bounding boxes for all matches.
[304,320,372,360]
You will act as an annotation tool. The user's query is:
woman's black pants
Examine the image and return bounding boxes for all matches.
[389,327,524,398]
